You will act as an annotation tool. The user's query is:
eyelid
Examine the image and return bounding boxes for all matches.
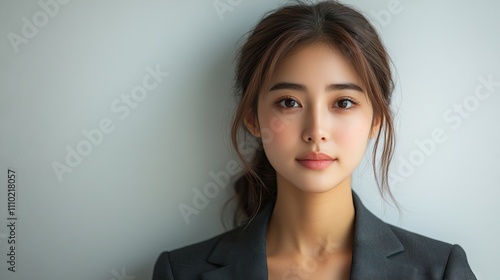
[272,96,359,110]
[343,97,359,104]
[273,95,302,107]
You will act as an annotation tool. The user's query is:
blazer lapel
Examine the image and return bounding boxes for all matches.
[201,191,418,279]
[350,192,419,279]
[201,200,275,280]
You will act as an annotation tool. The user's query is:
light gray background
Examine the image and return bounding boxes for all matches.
[1,0,498,279]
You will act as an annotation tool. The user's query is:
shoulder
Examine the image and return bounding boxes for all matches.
[351,192,476,279]
[386,223,476,279]
[152,227,242,280]
[171,227,239,261]
[388,223,453,259]
[153,200,274,279]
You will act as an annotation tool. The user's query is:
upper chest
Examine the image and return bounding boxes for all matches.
[266,250,352,280]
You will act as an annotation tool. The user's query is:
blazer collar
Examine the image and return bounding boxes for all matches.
[349,192,418,278]
[202,191,417,280]
[201,200,274,280]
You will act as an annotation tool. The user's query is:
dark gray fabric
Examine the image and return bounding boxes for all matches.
[153,191,476,279]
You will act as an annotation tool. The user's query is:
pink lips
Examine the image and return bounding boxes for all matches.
[296,152,336,170]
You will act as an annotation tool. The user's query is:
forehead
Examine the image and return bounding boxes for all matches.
[268,42,363,89]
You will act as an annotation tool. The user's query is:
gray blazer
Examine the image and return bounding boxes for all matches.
[153,192,476,279]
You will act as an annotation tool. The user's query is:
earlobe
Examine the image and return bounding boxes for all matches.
[370,116,382,140]
[244,113,261,137]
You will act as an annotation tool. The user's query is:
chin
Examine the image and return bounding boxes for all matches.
[280,173,350,194]
[297,185,338,194]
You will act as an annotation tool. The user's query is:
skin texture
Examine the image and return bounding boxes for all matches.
[245,42,380,279]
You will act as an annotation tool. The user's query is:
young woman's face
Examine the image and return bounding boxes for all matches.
[250,42,378,193]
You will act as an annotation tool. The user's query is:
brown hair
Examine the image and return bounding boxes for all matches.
[230,0,396,226]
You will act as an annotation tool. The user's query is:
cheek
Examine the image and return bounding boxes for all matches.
[258,108,298,145]
[334,117,371,148]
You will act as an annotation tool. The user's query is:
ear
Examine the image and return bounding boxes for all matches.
[369,116,381,140]
[243,112,261,137]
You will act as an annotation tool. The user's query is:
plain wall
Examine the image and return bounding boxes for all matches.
[0,0,498,279]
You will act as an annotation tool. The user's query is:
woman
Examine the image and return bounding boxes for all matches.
[153,1,476,279]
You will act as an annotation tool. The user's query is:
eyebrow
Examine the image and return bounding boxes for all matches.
[269,82,364,93]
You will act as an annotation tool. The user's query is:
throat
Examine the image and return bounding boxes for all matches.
[265,181,355,256]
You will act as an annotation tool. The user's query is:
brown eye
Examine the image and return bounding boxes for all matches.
[278,98,300,108]
[336,98,356,109]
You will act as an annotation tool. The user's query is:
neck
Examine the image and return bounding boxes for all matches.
[266,175,355,256]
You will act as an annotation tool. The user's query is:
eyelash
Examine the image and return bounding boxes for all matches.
[273,96,359,110]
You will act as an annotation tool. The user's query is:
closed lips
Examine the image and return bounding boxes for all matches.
[296,152,335,161]
[296,153,336,170]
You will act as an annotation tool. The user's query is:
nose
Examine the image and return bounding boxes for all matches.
[302,105,329,143]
